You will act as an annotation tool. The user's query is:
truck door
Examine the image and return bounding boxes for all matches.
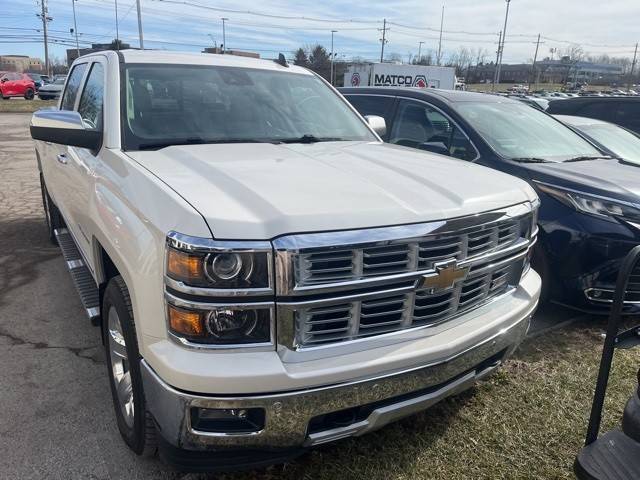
[61,60,106,271]
[44,62,89,254]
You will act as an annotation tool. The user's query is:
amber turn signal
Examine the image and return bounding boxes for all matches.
[167,249,204,283]
[168,304,204,337]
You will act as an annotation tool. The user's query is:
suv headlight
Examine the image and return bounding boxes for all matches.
[164,232,274,348]
[536,183,640,222]
[166,301,273,346]
[166,233,272,290]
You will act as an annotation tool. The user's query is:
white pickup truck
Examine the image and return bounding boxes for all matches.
[31,50,541,470]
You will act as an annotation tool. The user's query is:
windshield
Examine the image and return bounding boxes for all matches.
[122,64,375,149]
[53,78,65,85]
[455,101,601,162]
[576,124,640,165]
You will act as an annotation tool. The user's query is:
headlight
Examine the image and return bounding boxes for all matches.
[167,303,272,345]
[536,183,640,222]
[165,233,272,290]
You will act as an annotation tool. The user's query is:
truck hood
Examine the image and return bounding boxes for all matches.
[127,141,536,240]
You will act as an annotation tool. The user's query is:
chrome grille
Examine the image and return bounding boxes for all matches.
[296,219,521,287]
[296,263,517,347]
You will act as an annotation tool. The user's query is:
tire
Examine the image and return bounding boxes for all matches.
[24,88,34,100]
[40,173,63,245]
[102,276,157,457]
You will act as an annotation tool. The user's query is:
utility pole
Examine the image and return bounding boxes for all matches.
[221,17,228,53]
[135,0,144,49]
[71,0,79,57]
[529,33,542,91]
[437,5,444,66]
[417,41,424,63]
[330,30,337,86]
[114,0,119,46]
[379,19,388,62]
[37,0,51,78]
[628,42,638,92]
[495,0,511,88]
[492,30,502,91]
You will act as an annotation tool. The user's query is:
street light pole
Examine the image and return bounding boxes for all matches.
[71,0,79,57]
[330,30,337,86]
[437,5,444,66]
[114,0,119,47]
[135,0,144,49]
[221,17,228,53]
[495,0,511,87]
[418,41,424,63]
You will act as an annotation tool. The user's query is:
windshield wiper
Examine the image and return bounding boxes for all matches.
[563,155,613,162]
[137,138,276,150]
[278,134,346,144]
[511,157,554,163]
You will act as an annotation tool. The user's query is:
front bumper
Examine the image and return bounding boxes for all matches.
[142,290,536,451]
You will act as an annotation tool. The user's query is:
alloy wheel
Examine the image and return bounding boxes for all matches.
[108,306,135,428]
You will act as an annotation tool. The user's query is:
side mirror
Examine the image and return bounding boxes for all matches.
[0,78,7,83]
[420,141,450,156]
[364,115,387,137]
[30,110,102,151]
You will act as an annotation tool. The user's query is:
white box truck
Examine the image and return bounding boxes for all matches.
[344,63,457,90]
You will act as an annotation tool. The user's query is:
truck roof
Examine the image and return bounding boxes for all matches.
[82,49,312,75]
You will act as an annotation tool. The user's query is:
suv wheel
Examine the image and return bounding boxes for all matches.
[24,88,34,100]
[103,276,157,456]
[40,173,63,245]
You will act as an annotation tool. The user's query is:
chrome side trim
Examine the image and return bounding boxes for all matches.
[164,276,273,298]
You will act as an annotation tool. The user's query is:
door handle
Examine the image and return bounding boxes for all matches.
[56,153,68,165]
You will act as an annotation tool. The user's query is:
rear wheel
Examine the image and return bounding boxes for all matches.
[40,173,63,245]
[24,88,34,100]
[103,276,157,457]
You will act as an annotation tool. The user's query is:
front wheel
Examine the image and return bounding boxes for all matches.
[24,88,34,100]
[103,276,157,456]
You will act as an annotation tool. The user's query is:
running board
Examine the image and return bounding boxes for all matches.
[54,228,101,325]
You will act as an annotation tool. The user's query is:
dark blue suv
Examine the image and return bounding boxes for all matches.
[340,87,640,314]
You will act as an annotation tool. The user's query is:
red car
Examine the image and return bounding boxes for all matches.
[0,72,36,100]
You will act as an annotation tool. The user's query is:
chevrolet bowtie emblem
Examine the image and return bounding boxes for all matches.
[418,261,469,292]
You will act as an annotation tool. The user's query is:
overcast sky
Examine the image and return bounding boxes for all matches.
[3,0,639,64]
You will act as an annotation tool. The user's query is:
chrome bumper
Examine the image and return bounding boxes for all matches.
[141,309,532,451]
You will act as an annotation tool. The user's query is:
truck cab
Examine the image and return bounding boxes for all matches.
[31,50,540,470]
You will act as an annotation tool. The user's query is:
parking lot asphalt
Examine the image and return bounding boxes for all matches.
[0,112,584,479]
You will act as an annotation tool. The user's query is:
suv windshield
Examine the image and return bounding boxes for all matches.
[577,123,640,164]
[123,64,375,149]
[455,101,601,162]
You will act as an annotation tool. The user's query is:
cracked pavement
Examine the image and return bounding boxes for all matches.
[0,114,188,479]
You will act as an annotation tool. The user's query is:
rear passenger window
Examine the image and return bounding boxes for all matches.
[60,63,87,111]
[389,99,477,161]
[345,95,394,135]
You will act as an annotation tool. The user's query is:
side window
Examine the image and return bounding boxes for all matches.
[78,63,104,131]
[389,100,477,161]
[577,102,613,122]
[60,63,87,111]
[613,102,640,132]
[345,95,395,127]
